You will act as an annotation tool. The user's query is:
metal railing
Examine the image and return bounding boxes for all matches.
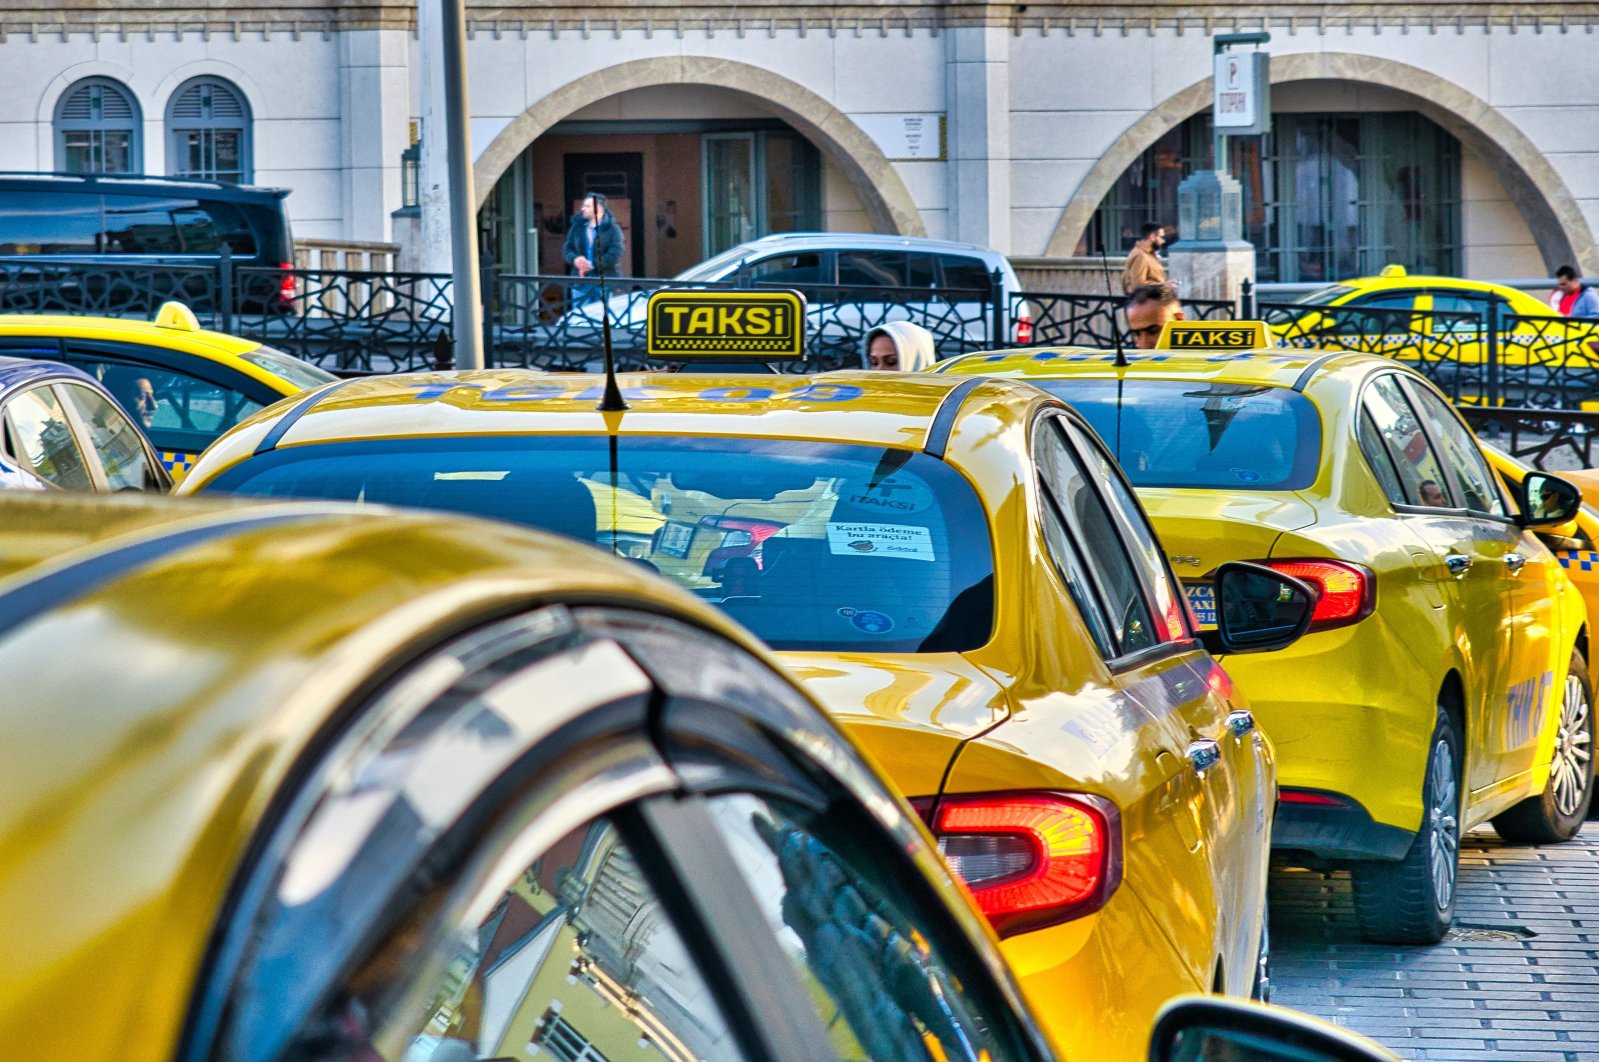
[1018,291,1237,349]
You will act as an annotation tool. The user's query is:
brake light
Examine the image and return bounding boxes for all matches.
[1014,314,1034,345]
[1265,559,1374,632]
[277,262,297,303]
[930,793,1121,937]
[700,515,785,577]
[1279,788,1351,808]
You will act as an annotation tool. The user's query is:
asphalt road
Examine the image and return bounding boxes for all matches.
[1272,825,1599,1060]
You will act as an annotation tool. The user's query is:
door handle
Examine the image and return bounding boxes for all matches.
[1226,709,1256,738]
[1186,738,1222,774]
[1445,553,1473,576]
[1505,552,1527,575]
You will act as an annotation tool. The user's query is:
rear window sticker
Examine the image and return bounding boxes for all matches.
[826,522,935,562]
[838,607,896,634]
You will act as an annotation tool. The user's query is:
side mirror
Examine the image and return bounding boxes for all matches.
[1520,471,1583,528]
[1149,996,1398,1062]
[1198,562,1317,656]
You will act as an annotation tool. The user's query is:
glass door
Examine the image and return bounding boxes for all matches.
[703,134,757,257]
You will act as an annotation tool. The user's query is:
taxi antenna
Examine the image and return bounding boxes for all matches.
[1099,246,1130,368]
[596,273,629,412]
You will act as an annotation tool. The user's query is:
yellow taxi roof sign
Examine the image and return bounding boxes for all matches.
[646,289,805,362]
[153,301,202,332]
[1378,263,1408,278]
[1155,320,1273,351]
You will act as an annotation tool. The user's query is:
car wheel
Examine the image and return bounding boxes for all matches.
[1493,650,1595,841]
[1249,914,1271,1003]
[1350,705,1460,944]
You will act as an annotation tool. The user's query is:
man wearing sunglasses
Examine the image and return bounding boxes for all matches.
[1125,281,1186,349]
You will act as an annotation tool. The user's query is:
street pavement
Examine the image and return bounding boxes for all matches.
[1272,825,1599,1060]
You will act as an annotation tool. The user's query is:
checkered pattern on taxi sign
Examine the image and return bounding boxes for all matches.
[1557,550,1599,572]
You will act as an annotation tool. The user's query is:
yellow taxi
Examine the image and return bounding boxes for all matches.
[0,302,336,479]
[936,321,1595,943]
[177,360,1315,1057]
[0,490,1061,1062]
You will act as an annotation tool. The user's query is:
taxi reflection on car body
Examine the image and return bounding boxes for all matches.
[935,320,1595,945]
[177,289,1316,1058]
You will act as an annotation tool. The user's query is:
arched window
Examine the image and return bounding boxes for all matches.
[55,77,142,174]
[166,77,251,183]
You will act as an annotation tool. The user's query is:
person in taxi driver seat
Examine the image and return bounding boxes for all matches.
[1126,282,1187,349]
[863,321,937,371]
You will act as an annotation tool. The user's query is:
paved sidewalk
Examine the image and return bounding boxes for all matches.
[1271,826,1599,1061]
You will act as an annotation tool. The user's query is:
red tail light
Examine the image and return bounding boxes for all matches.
[277,262,297,303]
[700,515,785,577]
[1279,788,1351,808]
[1264,559,1375,632]
[929,793,1121,937]
[1014,314,1034,345]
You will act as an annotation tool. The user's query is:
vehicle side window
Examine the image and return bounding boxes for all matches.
[3,385,93,489]
[702,792,1029,1062]
[1062,419,1186,641]
[60,356,266,452]
[284,815,750,1062]
[100,195,203,255]
[1362,376,1454,508]
[837,251,905,288]
[938,256,991,292]
[1406,385,1506,516]
[905,253,937,288]
[56,382,161,490]
[1034,417,1162,658]
[1428,293,1489,336]
[1349,293,1418,311]
[1357,407,1409,507]
[748,252,825,286]
[0,191,105,254]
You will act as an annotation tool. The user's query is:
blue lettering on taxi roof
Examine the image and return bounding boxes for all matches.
[401,380,866,405]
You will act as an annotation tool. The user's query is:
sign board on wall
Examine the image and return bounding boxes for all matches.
[857,114,947,161]
[1213,51,1271,136]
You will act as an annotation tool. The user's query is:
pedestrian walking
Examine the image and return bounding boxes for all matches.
[1121,223,1168,294]
[563,192,625,306]
[1551,265,1599,318]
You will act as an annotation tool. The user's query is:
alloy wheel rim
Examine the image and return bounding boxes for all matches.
[1551,673,1593,818]
[1429,737,1459,910]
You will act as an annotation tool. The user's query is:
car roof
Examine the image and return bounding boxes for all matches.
[720,231,1010,259]
[934,344,1394,389]
[0,313,263,357]
[189,369,1035,458]
[0,171,290,200]
[0,491,773,1059]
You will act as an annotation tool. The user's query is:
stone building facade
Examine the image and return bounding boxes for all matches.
[2,0,1596,280]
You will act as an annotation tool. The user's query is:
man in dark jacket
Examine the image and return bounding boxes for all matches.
[563,192,625,305]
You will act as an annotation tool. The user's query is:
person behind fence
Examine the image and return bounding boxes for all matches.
[1121,223,1168,293]
[1125,282,1186,350]
[562,192,625,306]
[862,321,937,372]
[1549,265,1599,318]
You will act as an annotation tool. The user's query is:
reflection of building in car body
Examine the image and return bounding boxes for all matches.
[179,367,1298,1059]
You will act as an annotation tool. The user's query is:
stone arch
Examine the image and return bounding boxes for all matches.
[475,56,925,237]
[1044,52,1597,274]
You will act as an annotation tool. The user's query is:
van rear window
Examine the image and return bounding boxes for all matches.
[0,191,257,256]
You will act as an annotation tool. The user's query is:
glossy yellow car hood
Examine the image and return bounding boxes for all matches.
[777,651,1010,797]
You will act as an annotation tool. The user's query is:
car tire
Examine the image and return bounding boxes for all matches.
[1350,705,1461,944]
[1493,650,1595,841]
[1249,914,1271,1003]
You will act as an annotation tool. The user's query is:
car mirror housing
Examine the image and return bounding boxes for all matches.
[1519,471,1584,528]
[1149,996,1398,1061]
[1198,562,1317,656]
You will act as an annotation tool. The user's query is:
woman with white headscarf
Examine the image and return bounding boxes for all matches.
[861,321,937,372]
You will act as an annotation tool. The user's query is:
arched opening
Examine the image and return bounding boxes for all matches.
[473,57,924,278]
[1046,53,1597,277]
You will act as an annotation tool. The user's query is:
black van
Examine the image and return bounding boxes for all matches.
[0,172,297,313]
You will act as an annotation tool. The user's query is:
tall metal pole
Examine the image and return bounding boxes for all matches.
[439,0,484,369]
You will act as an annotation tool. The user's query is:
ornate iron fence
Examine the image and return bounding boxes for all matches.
[1458,407,1599,470]
[235,266,453,374]
[1494,312,1599,410]
[0,259,219,316]
[1015,291,1237,349]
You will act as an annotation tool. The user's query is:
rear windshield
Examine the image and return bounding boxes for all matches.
[207,436,996,652]
[1031,379,1321,490]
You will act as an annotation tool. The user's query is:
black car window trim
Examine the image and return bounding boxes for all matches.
[1356,373,1469,517]
[1390,373,1517,525]
[1031,412,1180,670]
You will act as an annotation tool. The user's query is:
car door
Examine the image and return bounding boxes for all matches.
[1360,373,1514,793]
[1,382,99,490]
[1406,380,1558,783]
[1030,412,1249,990]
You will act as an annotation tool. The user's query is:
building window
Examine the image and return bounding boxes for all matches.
[55,78,141,174]
[702,131,820,257]
[166,77,251,182]
[1084,111,1461,284]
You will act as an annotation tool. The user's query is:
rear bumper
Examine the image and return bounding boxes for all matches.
[1273,790,1414,862]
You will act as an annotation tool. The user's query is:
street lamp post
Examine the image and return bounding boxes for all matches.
[436,0,484,370]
